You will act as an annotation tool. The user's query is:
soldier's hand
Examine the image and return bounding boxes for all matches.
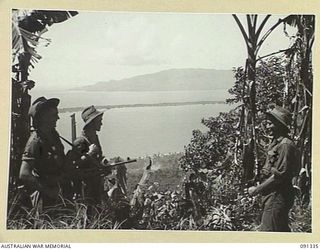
[101,157,109,166]
[248,186,257,196]
[88,144,99,156]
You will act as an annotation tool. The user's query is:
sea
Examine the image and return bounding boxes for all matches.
[30,89,236,158]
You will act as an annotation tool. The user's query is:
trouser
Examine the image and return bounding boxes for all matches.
[260,191,295,232]
[83,176,102,204]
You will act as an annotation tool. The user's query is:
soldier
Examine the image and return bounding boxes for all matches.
[72,105,110,208]
[248,105,300,231]
[19,97,65,210]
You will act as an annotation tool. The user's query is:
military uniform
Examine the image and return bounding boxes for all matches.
[259,136,300,231]
[72,130,105,205]
[22,129,65,207]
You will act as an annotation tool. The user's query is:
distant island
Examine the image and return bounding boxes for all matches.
[59,100,226,113]
[73,68,234,92]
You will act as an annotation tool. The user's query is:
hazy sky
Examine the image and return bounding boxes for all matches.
[28,12,296,90]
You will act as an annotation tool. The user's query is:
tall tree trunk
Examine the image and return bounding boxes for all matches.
[296,15,314,205]
[233,14,285,182]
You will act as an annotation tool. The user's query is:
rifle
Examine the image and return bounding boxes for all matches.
[65,158,137,179]
[59,134,137,179]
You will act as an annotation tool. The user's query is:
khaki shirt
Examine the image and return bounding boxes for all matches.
[260,136,300,195]
[22,130,65,187]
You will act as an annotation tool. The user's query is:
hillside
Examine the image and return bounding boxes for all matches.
[75,68,234,91]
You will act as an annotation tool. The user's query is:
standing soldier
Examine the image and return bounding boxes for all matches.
[19,97,65,211]
[248,105,300,231]
[72,105,110,209]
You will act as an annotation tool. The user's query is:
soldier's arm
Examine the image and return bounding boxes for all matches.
[271,142,297,179]
[249,174,277,195]
[73,137,99,158]
[20,136,43,191]
[249,142,296,196]
[19,160,42,191]
[72,137,91,165]
[20,161,60,198]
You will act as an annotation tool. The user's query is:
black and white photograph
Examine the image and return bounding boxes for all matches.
[7,9,314,233]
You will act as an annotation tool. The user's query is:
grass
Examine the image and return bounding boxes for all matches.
[290,200,312,233]
[7,153,185,230]
[126,153,185,197]
[7,153,312,231]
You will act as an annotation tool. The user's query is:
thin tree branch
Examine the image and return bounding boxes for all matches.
[232,14,249,45]
[247,14,252,33]
[253,15,258,32]
[309,36,315,50]
[255,15,271,41]
[247,15,256,40]
[256,49,290,62]
[305,36,314,60]
[251,15,258,46]
[256,17,286,54]
[247,15,256,52]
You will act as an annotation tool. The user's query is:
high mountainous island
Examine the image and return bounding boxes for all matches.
[74,68,234,92]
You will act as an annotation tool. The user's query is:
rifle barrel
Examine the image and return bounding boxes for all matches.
[64,159,137,179]
[108,159,137,167]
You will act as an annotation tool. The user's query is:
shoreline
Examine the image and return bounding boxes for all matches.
[59,100,227,113]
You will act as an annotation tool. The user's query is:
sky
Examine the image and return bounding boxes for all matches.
[28,11,296,90]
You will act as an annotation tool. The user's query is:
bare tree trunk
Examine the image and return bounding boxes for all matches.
[233,14,286,182]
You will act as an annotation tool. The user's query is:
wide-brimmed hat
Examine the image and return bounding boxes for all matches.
[81,105,104,128]
[266,104,291,130]
[28,96,60,118]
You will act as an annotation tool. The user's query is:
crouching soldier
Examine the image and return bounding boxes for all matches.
[248,105,300,232]
[19,97,65,211]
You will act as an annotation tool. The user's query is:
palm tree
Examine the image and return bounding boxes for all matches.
[232,14,286,181]
[233,14,314,204]
[10,10,78,187]
[283,15,314,204]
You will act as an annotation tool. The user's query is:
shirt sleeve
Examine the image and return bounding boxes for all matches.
[73,137,89,154]
[21,136,40,162]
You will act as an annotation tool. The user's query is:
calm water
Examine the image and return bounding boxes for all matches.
[31,90,235,158]
[31,89,231,108]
